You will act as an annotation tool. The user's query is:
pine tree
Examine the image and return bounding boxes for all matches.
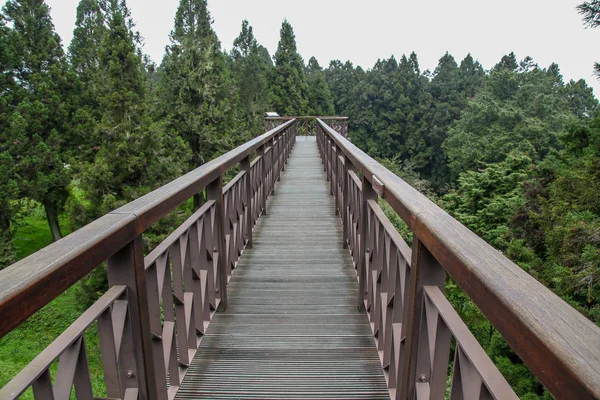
[443,58,575,178]
[458,53,485,98]
[230,20,272,136]
[305,56,334,116]
[69,0,107,162]
[0,15,18,267]
[578,1,600,78]
[418,52,463,187]
[3,0,76,241]
[494,52,519,72]
[270,20,309,116]
[79,0,191,217]
[160,0,238,167]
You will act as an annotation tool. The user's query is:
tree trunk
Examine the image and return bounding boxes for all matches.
[0,214,10,232]
[44,201,62,242]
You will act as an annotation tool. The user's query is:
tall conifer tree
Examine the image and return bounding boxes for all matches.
[69,0,107,161]
[306,57,334,116]
[0,15,18,266]
[3,0,75,241]
[231,20,272,136]
[160,0,238,166]
[79,0,190,217]
[270,20,309,116]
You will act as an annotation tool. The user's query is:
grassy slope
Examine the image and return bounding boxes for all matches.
[0,207,106,398]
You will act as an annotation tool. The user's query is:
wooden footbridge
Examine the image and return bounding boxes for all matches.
[1,118,599,399]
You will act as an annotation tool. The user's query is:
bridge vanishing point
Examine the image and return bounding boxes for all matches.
[0,118,599,400]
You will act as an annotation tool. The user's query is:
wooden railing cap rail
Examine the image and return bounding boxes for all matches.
[317,118,600,399]
[0,119,296,338]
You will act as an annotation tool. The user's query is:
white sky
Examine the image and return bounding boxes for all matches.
[1,0,598,95]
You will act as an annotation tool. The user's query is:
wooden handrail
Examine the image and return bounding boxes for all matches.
[316,118,600,399]
[0,119,296,338]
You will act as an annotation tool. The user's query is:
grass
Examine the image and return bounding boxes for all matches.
[1,203,105,398]
[11,203,72,260]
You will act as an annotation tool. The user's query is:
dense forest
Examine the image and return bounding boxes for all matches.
[1,0,599,398]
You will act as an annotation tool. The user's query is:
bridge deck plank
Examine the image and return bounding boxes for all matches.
[175,137,389,399]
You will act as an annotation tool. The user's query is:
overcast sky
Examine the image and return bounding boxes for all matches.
[2,0,597,95]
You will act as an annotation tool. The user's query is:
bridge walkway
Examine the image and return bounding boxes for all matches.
[175,137,389,399]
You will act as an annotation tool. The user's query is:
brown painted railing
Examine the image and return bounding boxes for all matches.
[0,119,296,400]
[266,115,348,137]
[316,118,600,400]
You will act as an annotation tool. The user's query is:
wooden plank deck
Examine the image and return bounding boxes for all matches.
[175,137,389,399]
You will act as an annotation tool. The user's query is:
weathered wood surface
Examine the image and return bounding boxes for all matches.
[175,137,389,399]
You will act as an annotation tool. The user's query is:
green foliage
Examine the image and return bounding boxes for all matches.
[444,59,574,179]
[326,52,483,190]
[305,57,334,116]
[440,153,531,250]
[230,20,272,136]
[270,20,309,115]
[160,0,239,166]
[514,116,600,318]
[68,0,107,163]
[76,0,191,219]
[2,0,77,241]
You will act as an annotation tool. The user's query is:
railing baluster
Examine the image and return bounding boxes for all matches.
[342,155,351,249]
[171,234,191,366]
[401,238,447,400]
[257,144,267,216]
[358,177,377,310]
[414,292,452,399]
[98,307,122,398]
[53,336,83,399]
[73,337,94,400]
[241,156,253,249]
[189,219,206,334]
[32,370,54,400]
[107,237,159,400]
[207,176,228,309]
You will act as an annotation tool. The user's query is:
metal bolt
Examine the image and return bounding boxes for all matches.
[420,374,427,382]
[127,370,135,379]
